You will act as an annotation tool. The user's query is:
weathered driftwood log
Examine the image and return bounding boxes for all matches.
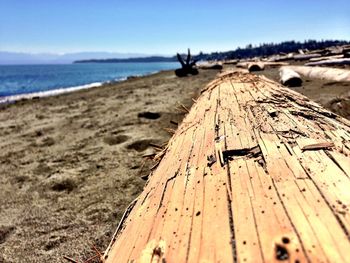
[283,65,350,82]
[217,68,249,76]
[308,48,328,55]
[263,61,290,67]
[309,45,350,56]
[223,59,239,65]
[247,61,290,72]
[248,62,265,72]
[279,67,302,87]
[268,53,294,62]
[236,61,248,68]
[197,62,223,70]
[342,46,350,56]
[293,53,321,61]
[238,61,288,71]
[305,58,350,66]
[103,71,350,263]
[329,46,348,55]
[308,54,343,62]
[175,49,198,77]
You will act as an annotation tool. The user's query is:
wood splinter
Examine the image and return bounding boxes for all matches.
[301,142,335,151]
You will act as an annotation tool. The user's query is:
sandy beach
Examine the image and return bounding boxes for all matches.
[0,69,219,262]
[0,66,350,262]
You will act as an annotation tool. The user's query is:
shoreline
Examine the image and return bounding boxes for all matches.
[0,69,165,104]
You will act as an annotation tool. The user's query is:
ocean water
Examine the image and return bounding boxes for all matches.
[0,62,178,103]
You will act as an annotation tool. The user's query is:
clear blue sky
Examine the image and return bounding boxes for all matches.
[0,0,349,55]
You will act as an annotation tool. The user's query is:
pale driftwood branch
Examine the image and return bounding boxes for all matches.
[263,61,290,67]
[293,53,321,60]
[268,53,294,62]
[305,58,350,66]
[308,54,343,62]
[103,71,350,263]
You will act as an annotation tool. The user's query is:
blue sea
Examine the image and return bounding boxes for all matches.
[0,62,178,103]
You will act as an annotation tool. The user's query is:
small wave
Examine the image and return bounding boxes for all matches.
[0,82,103,104]
[0,68,170,104]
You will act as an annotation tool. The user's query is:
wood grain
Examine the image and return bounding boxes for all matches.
[104,71,350,263]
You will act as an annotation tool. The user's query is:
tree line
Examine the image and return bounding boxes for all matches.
[194,40,350,61]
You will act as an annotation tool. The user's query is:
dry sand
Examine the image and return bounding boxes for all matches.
[0,69,219,262]
[1,65,350,262]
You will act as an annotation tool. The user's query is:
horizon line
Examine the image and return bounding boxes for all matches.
[2,38,349,56]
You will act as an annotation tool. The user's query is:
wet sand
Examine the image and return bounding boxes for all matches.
[0,66,349,262]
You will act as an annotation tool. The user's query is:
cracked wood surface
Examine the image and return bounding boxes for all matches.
[104,71,350,263]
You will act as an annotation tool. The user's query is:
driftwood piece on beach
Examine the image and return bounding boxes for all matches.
[279,67,302,87]
[293,53,321,61]
[175,49,198,77]
[305,58,350,66]
[103,71,350,263]
[308,54,344,62]
[237,61,265,72]
[282,65,350,82]
[223,59,239,65]
[238,61,288,71]
[308,45,350,56]
[263,61,290,67]
[248,62,265,72]
[236,61,247,68]
[197,62,223,70]
[217,68,249,77]
[248,61,291,72]
[268,53,294,62]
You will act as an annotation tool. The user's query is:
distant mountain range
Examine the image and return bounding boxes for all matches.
[0,51,151,65]
[74,56,177,63]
